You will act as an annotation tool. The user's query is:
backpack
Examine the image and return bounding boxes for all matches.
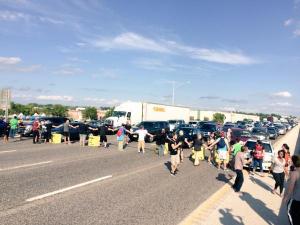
[117,128,123,137]
[217,138,226,149]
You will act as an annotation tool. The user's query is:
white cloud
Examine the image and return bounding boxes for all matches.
[272,91,292,98]
[55,65,83,75]
[270,102,291,107]
[293,29,300,37]
[37,95,74,101]
[16,64,41,72]
[0,56,22,65]
[90,32,171,53]
[83,97,106,102]
[284,19,294,27]
[88,32,257,65]
[0,10,29,21]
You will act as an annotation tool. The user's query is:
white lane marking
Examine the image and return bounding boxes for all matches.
[26,175,113,202]
[0,161,53,171]
[0,150,17,154]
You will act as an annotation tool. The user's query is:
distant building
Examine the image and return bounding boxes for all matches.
[68,108,108,121]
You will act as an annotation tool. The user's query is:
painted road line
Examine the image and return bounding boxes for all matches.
[0,150,17,154]
[0,161,53,171]
[26,175,113,202]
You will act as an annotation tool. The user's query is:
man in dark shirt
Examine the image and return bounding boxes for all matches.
[44,120,53,143]
[156,129,167,156]
[91,125,114,148]
[168,133,182,176]
[124,121,132,145]
[78,122,90,147]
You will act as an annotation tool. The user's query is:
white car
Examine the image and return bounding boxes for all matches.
[243,139,275,171]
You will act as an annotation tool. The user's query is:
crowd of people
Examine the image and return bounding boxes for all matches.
[0,117,299,224]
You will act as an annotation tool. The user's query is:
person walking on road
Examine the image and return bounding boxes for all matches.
[232,146,252,193]
[251,140,265,177]
[156,129,167,156]
[209,131,230,171]
[271,150,286,197]
[283,155,300,225]
[134,126,154,154]
[9,116,18,139]
[168,133,181,176]
[32,119,40,144]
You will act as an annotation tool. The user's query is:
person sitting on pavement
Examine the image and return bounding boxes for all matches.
[251,140,265,177]
[209,131,230,171]
[283,155,300,225]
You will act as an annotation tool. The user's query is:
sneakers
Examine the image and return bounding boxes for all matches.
[170,172,176,176]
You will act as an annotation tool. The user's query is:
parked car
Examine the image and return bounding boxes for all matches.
[130,121,170,142]
[168,120,185,131]
[243,139,275,171]
[222,123,236,132]
[188,121,199,127]
[251,127,269,141]
[253,122,262,128]
[199,122,217,138]
[231,128,252,143]
[267,127,279,140]
[274,124,287,135]
[23,117,68,137]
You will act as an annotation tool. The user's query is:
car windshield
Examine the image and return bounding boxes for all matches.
[245,141,272,153]
[252,128,266,134]
[241,130,251,136]
[168,120,177,124]
[200,124,216,132]
[136,122,156,129]
[112,111,126,117]
[268,129,276,134]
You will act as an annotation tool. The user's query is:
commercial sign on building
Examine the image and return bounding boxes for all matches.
[0,88,11,110]
[153,106,165,112]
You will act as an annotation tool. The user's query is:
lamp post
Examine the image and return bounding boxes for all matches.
[170,80,190,105]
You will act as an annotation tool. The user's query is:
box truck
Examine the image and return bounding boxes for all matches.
[105,101,191,128]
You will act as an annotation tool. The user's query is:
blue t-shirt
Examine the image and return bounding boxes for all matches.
[117,127,125,141]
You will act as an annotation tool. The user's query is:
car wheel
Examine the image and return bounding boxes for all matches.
[148,136,154,143]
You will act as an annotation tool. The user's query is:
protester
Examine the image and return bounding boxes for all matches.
[232,146,251,193]
[95,124,115,148]
[78,122,89,147]
[44,120,52,143]
[18,119,25,141]
[32,119,40,144]
[282,144,291,175]
[168,133,182,176]
[53,120,77,145]
[283,155,300,225]
[134,125,154,153]
[207,132,216,165]
[3,119,9,143]
[192,133,207,166]
[271,150,286,197]
[116,124,131,151]
[209,131,230,171]
[9,116,18,139]
[227,128,232,143]
[0,117,4,138]
[156,129,167,156]
[177,130,190,163]
[124,121,132,145]
[251,140,265,177]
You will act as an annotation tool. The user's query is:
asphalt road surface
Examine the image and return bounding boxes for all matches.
[0,133,290,225]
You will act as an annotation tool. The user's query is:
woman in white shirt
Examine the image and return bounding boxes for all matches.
[272,150,286,197]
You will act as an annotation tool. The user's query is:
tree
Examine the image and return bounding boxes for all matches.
[50,105,68,117]
[104,107,115,118]
[213,113,225,124]
[83,107,98,120]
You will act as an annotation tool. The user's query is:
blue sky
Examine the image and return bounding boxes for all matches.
[0,0,299,115]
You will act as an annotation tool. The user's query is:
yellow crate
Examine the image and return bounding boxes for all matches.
[52,133,62,144]
[88,135,100,147]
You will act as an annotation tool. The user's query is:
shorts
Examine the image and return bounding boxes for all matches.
[80,134,87,140]
[218,151,227,161]
[100,135,107,143]
[138,140,145,150]
[171,154,180,165]
[63,132,70,138]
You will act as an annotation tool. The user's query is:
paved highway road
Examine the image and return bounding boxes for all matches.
[0,133,288,225]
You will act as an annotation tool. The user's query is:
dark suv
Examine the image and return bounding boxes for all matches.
[130,121,170,142]
[199,122,217,138]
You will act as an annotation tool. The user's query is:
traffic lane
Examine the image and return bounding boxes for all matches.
[0,156,230,225]
[0,136,120,168]
[0,144,166,211]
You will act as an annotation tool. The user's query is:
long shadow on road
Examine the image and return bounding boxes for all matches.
[219,208,245,225]
[239,192,277,225]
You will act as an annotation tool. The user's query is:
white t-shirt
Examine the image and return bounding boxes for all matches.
[136,129,148,141]
[272,158,286,173]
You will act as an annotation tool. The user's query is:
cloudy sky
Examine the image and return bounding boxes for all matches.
[0,0,299,115]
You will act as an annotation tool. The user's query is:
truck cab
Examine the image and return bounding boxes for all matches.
[105,111,131,129]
